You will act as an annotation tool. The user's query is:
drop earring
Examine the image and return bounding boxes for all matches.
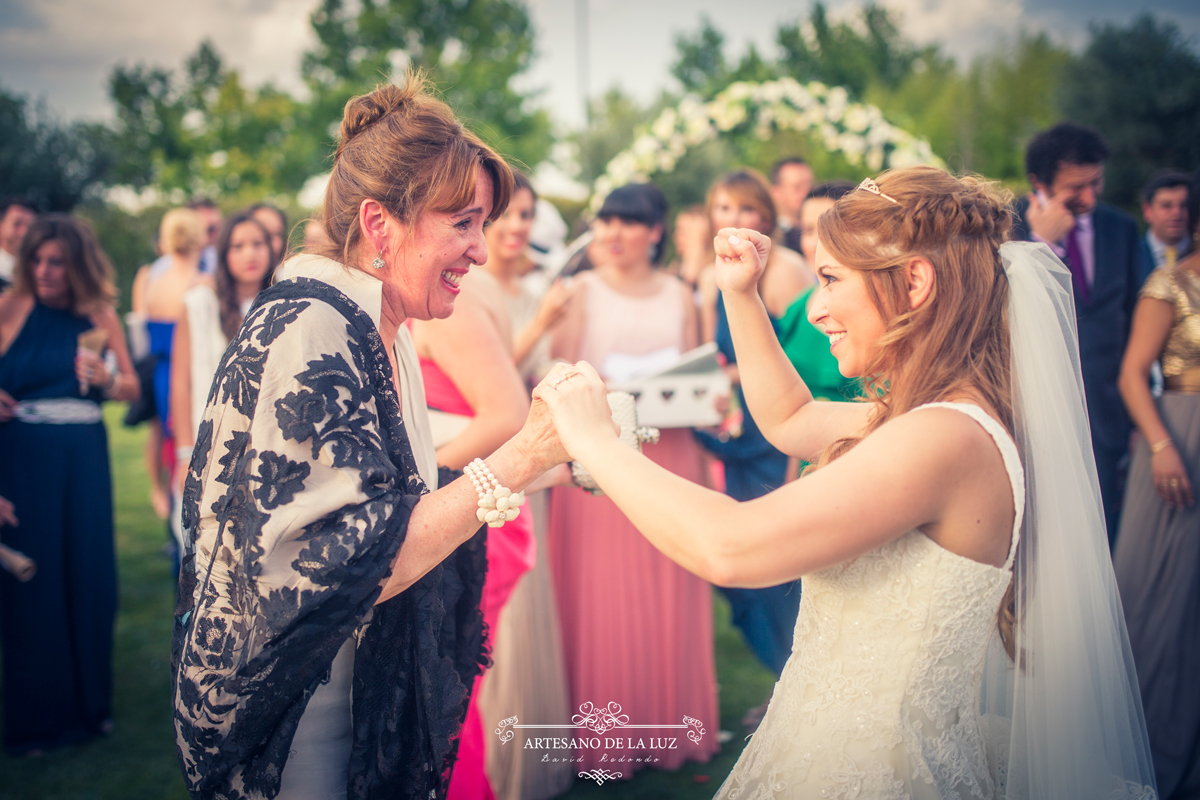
[372,253,385,270]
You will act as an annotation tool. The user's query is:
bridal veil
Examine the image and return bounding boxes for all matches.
[982,241,1157,798]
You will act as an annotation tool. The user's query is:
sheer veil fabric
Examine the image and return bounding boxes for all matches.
[984,242,1157,798]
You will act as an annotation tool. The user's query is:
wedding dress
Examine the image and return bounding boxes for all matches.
[716,402,1022,800]
[716,242,1158,800]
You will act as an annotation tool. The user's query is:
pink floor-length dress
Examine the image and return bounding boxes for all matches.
[548,271,720,777]
[420,357,537,800]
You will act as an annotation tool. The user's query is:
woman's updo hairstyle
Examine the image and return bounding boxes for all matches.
[321,69,515,266]
[813,166,1016,455]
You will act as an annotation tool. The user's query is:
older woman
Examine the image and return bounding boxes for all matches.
[0,215,138,754]
[171,75,564,800]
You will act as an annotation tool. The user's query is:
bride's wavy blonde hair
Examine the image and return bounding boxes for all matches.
[809,166,1020,657]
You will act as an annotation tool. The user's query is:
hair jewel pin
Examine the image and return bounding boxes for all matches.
[856,178,899,205]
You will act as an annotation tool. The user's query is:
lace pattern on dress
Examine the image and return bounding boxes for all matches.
[717,403,1023,800]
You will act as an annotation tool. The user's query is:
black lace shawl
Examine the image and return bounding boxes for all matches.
[171,278,487,800]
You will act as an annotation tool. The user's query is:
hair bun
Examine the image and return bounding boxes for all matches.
[336,77,425,159]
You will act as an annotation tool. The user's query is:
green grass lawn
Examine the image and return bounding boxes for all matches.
[0,406,776,799]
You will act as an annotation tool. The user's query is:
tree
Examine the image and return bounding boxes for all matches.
[0,86,112,211]
[301,0,553,169]
[1058,15,1200,208]
[776,4,919,98]
[107,41,321,199]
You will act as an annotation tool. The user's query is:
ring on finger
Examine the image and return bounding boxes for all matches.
[552,371,579,389]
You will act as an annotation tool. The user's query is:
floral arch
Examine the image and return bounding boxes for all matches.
[588,78,944,212]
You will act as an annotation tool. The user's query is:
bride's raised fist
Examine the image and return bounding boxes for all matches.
[714,227,772,294]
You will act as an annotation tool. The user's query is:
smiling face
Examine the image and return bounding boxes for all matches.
[807,240,888,377]
[1037,162,1105,217]
[592,215,661,271]
[387,171,493,320]
[226,221,273,289]
[31,239,71,308]
[485,186,534,264]
[710,189,769,235]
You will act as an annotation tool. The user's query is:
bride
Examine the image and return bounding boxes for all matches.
[535,167,1157,798]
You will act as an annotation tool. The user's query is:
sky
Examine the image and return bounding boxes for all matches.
[1,0,1197,134]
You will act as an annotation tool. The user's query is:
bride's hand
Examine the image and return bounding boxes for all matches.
[532,361,619,461]
[714,227,772,295]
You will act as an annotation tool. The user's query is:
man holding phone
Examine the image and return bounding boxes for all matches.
[1014,122,1141,548]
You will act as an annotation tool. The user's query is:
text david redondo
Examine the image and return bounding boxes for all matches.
[523,737,680,750]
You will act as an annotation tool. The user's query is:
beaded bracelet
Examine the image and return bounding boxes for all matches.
[465,458,525,528]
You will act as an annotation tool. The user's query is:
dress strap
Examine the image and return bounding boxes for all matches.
[914,402,1025,570]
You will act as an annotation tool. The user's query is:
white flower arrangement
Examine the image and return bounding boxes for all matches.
[588,77,944,212]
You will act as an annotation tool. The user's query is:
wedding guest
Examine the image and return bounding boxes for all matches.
[1013,122,1142,546]
[694,170,811,725]
[171,73,566,800]
[696,170,810,505]
[1115,167,1200,800]
[0,215,138,754]
[168,210,274,522]
[1138,171,1190,281]
[547,182,719,778]
[770,156,814,253]
[131,208,206,525]
[0,198,35,290]
[187,197,222,274]
[250,202,289,267]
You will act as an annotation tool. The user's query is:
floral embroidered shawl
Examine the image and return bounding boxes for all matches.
[171,267,487,800]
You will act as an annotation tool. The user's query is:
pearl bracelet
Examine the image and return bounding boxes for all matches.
[465,458,524,528]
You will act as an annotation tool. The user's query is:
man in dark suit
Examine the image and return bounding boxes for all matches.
[769,157,813,254]
[1013,122,1142,547]
[1137,171,1190,282]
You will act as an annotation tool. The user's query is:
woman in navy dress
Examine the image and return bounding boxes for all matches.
[0,215,138,754]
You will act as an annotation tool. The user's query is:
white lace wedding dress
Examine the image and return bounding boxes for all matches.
[717,402,1024,800]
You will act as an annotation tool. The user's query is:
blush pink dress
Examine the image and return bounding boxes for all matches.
[548,271,720,778]
[419,355,537,800]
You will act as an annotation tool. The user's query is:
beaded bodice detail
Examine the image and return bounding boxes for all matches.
[717,403,1024,800]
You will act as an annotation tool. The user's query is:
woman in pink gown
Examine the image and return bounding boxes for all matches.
[548,183,720,779]
[410,265,536,800]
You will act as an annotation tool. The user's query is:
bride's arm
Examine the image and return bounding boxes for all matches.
[537,364,986,588]
[716,228,870,460]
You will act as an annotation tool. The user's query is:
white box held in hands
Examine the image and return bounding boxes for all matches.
[603,343,730,429]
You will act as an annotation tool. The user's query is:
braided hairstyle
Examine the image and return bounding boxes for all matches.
[810,166,1020,657]
[320,69,514,267]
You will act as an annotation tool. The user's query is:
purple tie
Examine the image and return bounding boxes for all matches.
[1065,224,1090,306]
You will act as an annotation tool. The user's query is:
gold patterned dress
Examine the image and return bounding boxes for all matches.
[1114,262,1200,798]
